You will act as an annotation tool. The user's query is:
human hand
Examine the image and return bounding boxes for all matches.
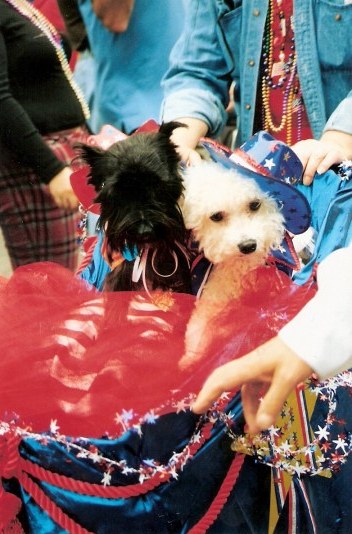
[292,131,352,185]
[169,117,208,166]
[179,146,203,166]
[48,167,79,210]
[192,336,313,434]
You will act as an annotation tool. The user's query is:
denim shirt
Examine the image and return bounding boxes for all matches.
[162,0,352,145]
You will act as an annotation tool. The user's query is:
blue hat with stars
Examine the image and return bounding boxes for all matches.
[201,130,311,235]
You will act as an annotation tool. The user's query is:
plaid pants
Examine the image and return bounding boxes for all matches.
[0,126,88,271]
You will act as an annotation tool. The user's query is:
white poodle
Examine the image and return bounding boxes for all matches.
[179,161,286,369]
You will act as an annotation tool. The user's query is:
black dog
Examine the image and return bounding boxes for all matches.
[79,122,192,294]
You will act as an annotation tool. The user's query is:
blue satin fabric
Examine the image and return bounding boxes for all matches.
[79,232,111,291]
[294,169,352,284]
[8,398,246,533]
[7,383,352,533]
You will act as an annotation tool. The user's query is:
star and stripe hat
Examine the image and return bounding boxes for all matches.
[201,130,311,235]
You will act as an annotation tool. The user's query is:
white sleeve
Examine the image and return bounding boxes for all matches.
[279,245,352,379]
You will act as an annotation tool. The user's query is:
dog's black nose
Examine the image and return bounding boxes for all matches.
[136,221,155,241]
[238,239,257,254]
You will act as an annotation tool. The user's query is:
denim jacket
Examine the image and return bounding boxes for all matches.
[162,0,352,145]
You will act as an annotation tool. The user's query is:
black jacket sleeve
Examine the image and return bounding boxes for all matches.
[0,31,65,183]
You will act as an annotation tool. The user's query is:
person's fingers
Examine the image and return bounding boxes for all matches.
[67,193,79,209]
[298,142,346,184]
[186,149,203,166]
[255,358,313,432]
[316,151,343,175]
[302,173,314,186]
[192,347,275,414]
[52,192,78,210]
[241,382,265,434]
[191,363,241,414]
[302,150,326,185]
[253,373,295,432]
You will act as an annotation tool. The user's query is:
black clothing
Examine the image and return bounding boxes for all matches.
[0,0,86,182]
[57,0,89,52]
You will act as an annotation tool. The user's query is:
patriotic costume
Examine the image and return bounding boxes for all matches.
[1,123,352,532]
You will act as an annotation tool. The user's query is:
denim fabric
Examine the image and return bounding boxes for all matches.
[77,0,185,134]
[162,0,352,145]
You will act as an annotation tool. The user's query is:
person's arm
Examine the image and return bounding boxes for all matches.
[192,245,352,433]
[0,31,77,208]
[91,0,134,33]
[279,245,352,378]
[161,0,230,148]
[292,91,352,184]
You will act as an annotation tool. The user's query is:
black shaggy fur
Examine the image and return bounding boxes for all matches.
[79,122,192,293]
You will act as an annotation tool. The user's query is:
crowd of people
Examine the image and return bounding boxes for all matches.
[0,0,352,532]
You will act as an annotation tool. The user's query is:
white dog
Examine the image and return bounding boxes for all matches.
[179,161,286,369]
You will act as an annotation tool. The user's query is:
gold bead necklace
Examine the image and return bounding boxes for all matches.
[261,0,297,145]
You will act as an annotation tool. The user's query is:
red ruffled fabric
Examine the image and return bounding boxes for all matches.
[0,262,315,437]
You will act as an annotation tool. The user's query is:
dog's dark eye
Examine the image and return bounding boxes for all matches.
[210,211,224,222]
[249,200,261,211]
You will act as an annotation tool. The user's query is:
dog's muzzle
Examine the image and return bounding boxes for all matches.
[134,221,156,242]
[238,239,257,254]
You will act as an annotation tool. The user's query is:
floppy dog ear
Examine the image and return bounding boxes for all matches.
[77,144,118,192]
[158,121,187,139]
[156,121,186,174]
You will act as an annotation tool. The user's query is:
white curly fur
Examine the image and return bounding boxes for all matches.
[179,161,286,369]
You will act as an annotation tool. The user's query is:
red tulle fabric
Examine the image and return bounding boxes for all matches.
[0,262,315,437]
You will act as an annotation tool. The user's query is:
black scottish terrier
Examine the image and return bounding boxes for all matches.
[79,122,192,294]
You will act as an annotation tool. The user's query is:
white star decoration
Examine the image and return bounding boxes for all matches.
[268,425,281,438]
[264,158,276,170]
[279,440,292,454]
[90,451,102,463]
[175,399,188,413]
[101,471,112,486]
[292,462,307,477]
[192,431,202,444]
[50,419,60,434]
[169,467,179,480]
[314,425,330,441]
[2,370,351,489]
[333,437,348,453]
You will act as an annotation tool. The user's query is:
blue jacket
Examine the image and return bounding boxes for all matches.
[162,0,352,145]
[78,0,185,133]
